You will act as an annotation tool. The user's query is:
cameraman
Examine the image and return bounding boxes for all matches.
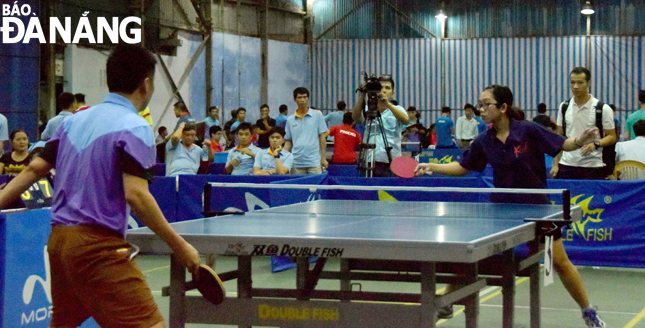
[352,75,409,176]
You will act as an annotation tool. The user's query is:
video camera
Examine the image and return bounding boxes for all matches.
[357,72,382,117]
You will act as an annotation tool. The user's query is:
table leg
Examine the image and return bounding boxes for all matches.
[464,263,479,328]
[529,262,541,328]
[340,259,351,302]
[237,256,252,328]
[169,254,186,328]
[420,262,437,328]
[502,249,516,328]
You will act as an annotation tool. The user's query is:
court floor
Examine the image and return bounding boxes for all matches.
[136,255,645,328]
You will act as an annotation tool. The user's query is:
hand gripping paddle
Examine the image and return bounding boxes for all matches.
[192,264,226,305]
[390,156,420,178]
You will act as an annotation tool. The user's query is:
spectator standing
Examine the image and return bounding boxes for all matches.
[455,104,479,150]
[225,123,261,175]
[254,104,276,148]
[625,89,645,141]
[532,103,556,131]
[285,87,329,174]
[329,112,362,164]
[41,92,78,140]
[173,102,195,132]
[230,107,247,131]
[223,109,238,148]
[253,127,293,175]
[435,107,456,148]
[552,67,616,180]
[274,104,289,129]
[204,106,220,139]
[472,106,487,135]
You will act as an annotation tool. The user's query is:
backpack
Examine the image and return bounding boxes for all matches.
[560,99,615,176]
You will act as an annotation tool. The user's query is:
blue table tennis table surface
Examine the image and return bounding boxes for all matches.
[128,200,580,263]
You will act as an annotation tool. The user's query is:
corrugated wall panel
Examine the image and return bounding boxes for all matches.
[312,36,644,125]
[313,0,645,40]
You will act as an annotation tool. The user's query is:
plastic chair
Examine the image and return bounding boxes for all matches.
[613,160,645,180]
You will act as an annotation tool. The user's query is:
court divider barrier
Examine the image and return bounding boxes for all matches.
[1,173,644,325]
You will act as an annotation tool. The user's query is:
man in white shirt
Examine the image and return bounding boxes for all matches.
[455,103,479,150]
[615,119,645,179]
[551,67,616,180]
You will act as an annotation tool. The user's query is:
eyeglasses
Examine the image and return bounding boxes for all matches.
[476,102,498,111]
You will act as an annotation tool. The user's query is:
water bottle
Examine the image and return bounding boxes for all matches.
[202,145,209,161]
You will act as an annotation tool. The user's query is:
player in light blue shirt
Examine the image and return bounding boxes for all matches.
[285,87,329,174]
[324,101,346,143]
[225,122,261,175]
[254,127,293,175]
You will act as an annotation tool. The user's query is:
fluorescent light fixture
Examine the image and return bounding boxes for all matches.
[581,1,595,15]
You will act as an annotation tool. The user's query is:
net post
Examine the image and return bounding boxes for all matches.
[203,182,211,216]
[562,189,571,221]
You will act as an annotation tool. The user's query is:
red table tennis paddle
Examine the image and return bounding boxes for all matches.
[390,156,419,178]
[192,264,226,305]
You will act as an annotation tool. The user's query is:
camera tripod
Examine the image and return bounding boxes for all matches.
[357,107,393,177]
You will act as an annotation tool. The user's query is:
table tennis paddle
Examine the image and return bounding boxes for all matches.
[390,156,420,178]
[192,264,226,305]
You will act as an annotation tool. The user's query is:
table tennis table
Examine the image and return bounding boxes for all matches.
[127,198,581,328]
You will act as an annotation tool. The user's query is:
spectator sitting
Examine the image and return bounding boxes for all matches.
[615,119,645,179]
[254,104,276,148]
[41,92,78,141]
[165,122,213,176]
[204,106,220,139]
[155,126,168,145]
[274,104,288,129]
[173,101,195,131]
[253,127,293,175]
[329,112,362,164]
[532,103,556,131]
[209,126,225,153]
[225,122,261,175]
[229,107,247,131]
[0,129,33,175]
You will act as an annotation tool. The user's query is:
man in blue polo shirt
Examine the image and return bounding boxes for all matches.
[415,85,606,328]
[225,122,261,175]
[166,122,213,176]
[351,75,409,177]
[435,106,456,148]
[254,127,293,175]
[0,45,200,328]
[41,92,78,140]
[285,87,329,174]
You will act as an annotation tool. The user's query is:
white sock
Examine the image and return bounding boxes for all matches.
[582,304,594,313]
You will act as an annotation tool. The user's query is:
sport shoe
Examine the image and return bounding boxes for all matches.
[437,304,453,319]
[582,307,606,328]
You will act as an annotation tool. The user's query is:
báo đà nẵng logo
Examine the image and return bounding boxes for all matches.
[1,1,141,44]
